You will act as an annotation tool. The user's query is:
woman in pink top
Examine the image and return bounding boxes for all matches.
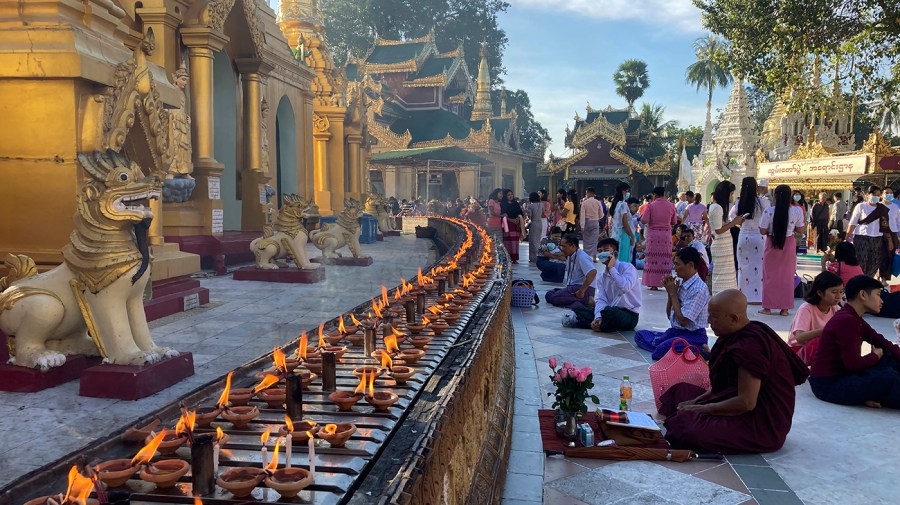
[640,187,678,289]
[487,188,503,228]
[824,241,865,286]
[789,271,844,365]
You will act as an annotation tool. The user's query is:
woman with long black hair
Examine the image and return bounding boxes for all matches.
[501,189,524,263]
[609,182,635,262]
[729,177,769,304]
[759,184,807,315]
[708,181,742,294]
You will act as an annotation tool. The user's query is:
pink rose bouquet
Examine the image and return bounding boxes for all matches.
[548,359,599,414]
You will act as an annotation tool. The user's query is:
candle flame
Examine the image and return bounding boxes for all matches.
[265,436,281,472]
[350,313,362,326]
[273,347,287,372]
[63,466,94,505]
[368,370,375,397]
[261,428,272,445]
[427,306,442,316]
[317,323,326,348]
[174,409,196,438]
[252,374,280,393]
[423,315,431,325]
[384,333,400,354]
[354,370,368,395]
[381,285,389,305]
[215,371,234,407]
[338,315,346,334]
[194,497,203,505]
[372,300,383,319]
[285,415,294,433]
[417,267,424,286]
[381,351,393,370]
[298,333,308,360]
[216,427,224,442]
[131,430,166,467]
[323,423,338,435]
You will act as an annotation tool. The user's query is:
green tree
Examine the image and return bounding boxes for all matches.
[492,89,551,155]
[613,59,650,111]
[637,102,677,158]
[664,125,705,150]
[684,35,731,126]
[323,0,510,85]
[695,0,900,119]
[745,85,775,135]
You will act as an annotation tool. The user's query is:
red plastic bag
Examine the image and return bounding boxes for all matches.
[648,338,711,411]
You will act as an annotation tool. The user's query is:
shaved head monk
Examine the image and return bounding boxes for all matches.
[659,289,810,454]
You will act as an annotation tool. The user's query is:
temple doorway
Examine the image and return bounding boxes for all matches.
[275,96,298,207]
[213,51,241,231]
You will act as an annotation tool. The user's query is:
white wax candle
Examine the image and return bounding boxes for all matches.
[286,433,292,468]
[213,443,220,475]
[308,436,316,481]
[261,446,268,469]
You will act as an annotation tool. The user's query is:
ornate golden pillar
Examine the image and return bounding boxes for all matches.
[236,58,273,231]
[180,27,228,235]
[313,114,333,215]
[347,133,362,198]
[134,6,182,71]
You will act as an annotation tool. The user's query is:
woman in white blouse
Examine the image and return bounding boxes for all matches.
[759,184,807,316]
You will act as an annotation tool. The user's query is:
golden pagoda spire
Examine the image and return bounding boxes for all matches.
[471,41,493,120]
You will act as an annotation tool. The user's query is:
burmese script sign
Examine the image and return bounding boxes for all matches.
[759,155,868,180]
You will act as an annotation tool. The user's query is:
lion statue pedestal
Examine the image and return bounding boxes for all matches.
[233,194,327,284]
[310,198,373,266]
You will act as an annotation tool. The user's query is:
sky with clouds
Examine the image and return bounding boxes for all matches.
[500,0,731,157]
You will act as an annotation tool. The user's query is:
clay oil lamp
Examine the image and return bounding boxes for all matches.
[25,466,96,505]
[227,387,254,406]
[317,423,357,448]
[397,348,425,365]
[453,288,473,300]
[387,326,407,345]
[383,353,415,384]
[194,406,221,429]
[258,387,287,409]
[323,345,348,360]
[272,346,299,375]
[283,418,319,445]
[364,373,399,412]
[122,417,161,442]
[263,437,312,498]
[217,467,266,498]
[133,432,188,488]
[352,364,385,380]
[427,317,450,336]
[340,314,359,336]
[405,321,427,334]
[296,333,321,365]
[95,458,138,488]
[151,430,188,457]
[442,309,461,324]
[328,370,368,411]
[410,335,432,349]
[221,377,265,428]
[295,370,318,389]
[303,356,324,374]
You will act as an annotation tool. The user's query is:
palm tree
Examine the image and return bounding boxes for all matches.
[638,102,677,157]
[613,59,650,112]
[685,35,731,121]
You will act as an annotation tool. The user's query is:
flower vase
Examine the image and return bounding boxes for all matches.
[563,412,578,440]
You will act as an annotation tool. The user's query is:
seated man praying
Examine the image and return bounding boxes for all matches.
[545,234,596,309]
[635,247,710,360]
[660,289,810,454]
[570,238,641,332]
[536,226,566,283]
[674,228,709,281]
[810,275,900,409]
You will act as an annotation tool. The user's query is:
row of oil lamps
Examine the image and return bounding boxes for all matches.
[29,219,498,504]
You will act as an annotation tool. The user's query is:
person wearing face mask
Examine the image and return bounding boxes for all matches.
[634,247,711,360]
[846,185,890,278]
[759,184,807,316]
[880,187,900,281]
[809,192,831,253]
[708,181,743,295]
[609,182,635,263]
[568,238,642,332]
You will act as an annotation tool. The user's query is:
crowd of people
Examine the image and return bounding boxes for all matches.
[464,179,900,456]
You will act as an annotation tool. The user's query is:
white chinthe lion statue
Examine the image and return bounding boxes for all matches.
[250,194,321,270]
[0,150,177,370]
[310,198,369,259]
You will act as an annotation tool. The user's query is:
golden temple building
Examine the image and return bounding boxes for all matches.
[0,0,366,279]
[347,33,538,200]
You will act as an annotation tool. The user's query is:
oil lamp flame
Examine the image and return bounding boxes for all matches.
[350,313,362,326]
[423,315,431,325]
[381,285,389,305]
[317,323,326,348]
[273,347,287,372]
[372,301,383,319]
[131,430,166,467]
[216,427,224,441]
[354,370,368,395]
[427,306,442,316]
[298,333,308,360]
[338,315,346,334]
[323,424,338,435]
[175,410,196,437]
[252,374,280,393]
[194,497,203,505]
[367,370,375,397]
[380,351,393,370]
[265,436,281,472]
[63,466,93,505]
[284,415,294,433]
[384,332,400,354]
[417,267,424,286]
[261,428,272,445]
[215,371,234,407]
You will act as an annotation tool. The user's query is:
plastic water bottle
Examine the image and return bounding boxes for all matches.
[619,375,632,411]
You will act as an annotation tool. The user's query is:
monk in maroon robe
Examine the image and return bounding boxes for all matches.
[660,290,810,454]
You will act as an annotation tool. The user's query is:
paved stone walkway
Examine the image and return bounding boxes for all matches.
[503,244,899,505]
[0,236,437,489]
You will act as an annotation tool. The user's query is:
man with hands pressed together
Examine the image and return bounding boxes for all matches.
[659,289,810,454]
[570,238,641,332]
[545,234,596,308]
[634,247,710,360]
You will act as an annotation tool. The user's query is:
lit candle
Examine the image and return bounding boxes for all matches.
[213,443,220,475]
[286,432,292,468]
[307,431,316,481]
[260,429,271,469]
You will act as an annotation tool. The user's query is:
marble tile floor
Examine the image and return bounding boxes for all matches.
[502,243,899,505]
[0,235,437,489]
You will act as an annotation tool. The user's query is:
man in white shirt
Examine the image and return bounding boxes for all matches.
[847,185,887,278]
[882,187,900,280]
[579,187,604,262]
[570,238,642,332]
[545,234,597,308]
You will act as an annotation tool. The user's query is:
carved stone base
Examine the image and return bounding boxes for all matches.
[310,256,374,266]
[144,276,209,322]
[383,230,401,237]
[0,355,103,393]
[79,352,195,400]
[233,266,326,283]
